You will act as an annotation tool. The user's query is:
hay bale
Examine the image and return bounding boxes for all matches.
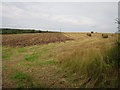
[87,33,91,37]
[102,34,108,38]
[91,31,94,33]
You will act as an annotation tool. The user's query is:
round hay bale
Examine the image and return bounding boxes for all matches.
[91,31,94,33]
[102,34,108,38]
[87,33,91,37]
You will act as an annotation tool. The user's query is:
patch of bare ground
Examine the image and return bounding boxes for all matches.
[2,33,73,47]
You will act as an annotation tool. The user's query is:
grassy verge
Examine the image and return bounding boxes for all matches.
[58,42,119,88]
[95,41,119,88]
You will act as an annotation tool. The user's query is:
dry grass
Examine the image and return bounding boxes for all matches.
[2,33,118,88]
[56,33,118,88]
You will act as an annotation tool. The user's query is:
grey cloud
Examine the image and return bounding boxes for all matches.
[2,2,118,33]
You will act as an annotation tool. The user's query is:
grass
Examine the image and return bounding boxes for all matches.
[25,53,39,61]
[56,33,118,88]
[2,48,13,60]
[17,47,26,53]
[94,42,119,88]
[2,47,15,60]
[2,53,13,60]
[25,60,57,66]
[24,48,49,61]
[9,72,34,88]
[10,72,27,80]
[2,33,118,88]
[104,42,120,68]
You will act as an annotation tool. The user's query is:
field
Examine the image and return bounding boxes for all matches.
[2,33,119,88]
[2,33,72,47]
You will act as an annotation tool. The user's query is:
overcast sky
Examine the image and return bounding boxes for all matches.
[1,2,118,33]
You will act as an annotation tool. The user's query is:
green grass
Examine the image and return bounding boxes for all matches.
[10,72,34,88]
[2,52,13,60]
[25,53,39,61]
[24,48,50,61]
[10,72,27,80]
[2,47,15,60]
[17,47,26,53]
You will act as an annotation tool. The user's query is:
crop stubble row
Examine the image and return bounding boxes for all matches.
[2,33,73,47]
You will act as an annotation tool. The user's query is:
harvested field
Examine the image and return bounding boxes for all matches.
[2,33,119,88]
[2,33,73,47]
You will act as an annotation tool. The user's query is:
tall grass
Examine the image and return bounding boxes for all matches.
[95,41,119,88]
[58,41,119,88]
[59,47,105,75]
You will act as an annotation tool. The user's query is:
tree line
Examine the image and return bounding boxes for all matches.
[0,28,59,34]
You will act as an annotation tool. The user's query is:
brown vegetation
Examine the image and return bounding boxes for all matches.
[2,33,73,47]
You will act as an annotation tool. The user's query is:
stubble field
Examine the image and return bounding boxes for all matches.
[2,33,119,88]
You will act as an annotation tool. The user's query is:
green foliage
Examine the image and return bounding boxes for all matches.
[0,28,59,34]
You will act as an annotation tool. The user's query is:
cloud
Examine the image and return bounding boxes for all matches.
[2,2,118,33]
[2,3,96,26]
[50,15,96,26]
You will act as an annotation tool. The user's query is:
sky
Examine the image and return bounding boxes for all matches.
[1,2,118,33]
